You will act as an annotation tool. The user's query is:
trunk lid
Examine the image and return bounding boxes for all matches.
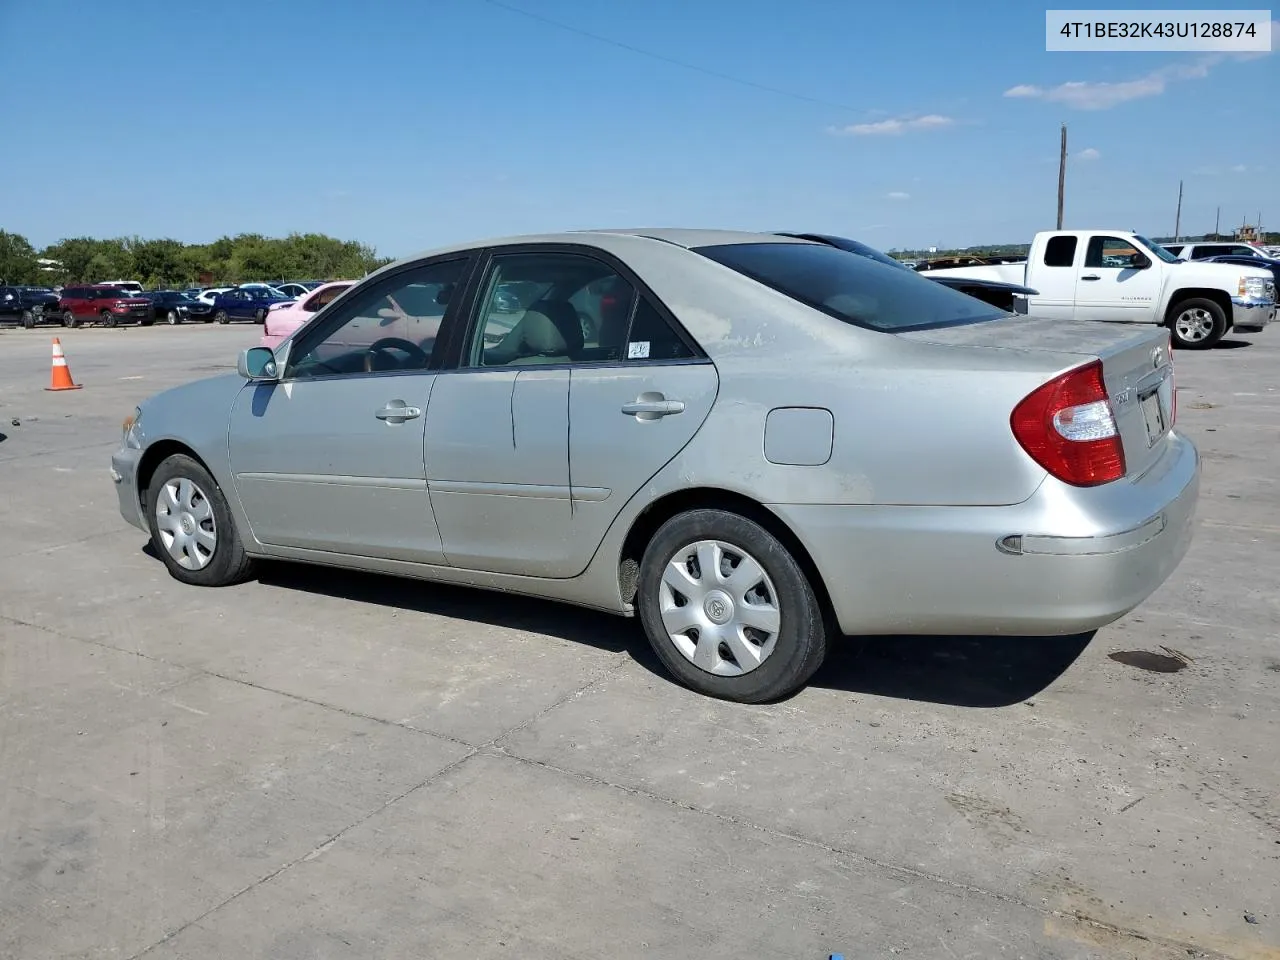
[900,315,1175,480]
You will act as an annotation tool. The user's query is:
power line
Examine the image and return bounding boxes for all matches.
[478,0,864,113]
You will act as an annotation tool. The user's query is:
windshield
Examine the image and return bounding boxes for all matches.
[694,242,1007,332]
[1134,236,1180,263]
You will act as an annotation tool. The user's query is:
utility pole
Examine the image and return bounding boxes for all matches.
[1215,206,1220,238]
[1056,124,1067,229]
[1174,180,1183,241]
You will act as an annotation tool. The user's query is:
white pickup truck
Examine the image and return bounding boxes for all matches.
[918,230,1276,349]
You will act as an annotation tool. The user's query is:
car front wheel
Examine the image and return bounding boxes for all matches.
[166,310,179,325]
[214,309,229,324]
[636,508,830,702]
[145,453,255,587]
[21,309,35,329]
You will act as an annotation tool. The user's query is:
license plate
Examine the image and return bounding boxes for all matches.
[1140,386,1168,446]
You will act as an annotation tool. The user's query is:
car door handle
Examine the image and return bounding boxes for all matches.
[621,398,685,418]
[375,401,421,423]
[1081,274,1101,281]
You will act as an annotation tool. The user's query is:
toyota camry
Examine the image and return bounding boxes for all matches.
[111,229,1199,702]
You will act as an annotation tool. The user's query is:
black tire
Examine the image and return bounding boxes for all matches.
[254,308,266,324]
[101,311,117,328]
[21,309,34,329]
[166,309,179,325]
[636,508,830,703]
[1168,297,1226,349]
[214,309,229,325]
[145,453,256,587]
[63,310,77,328]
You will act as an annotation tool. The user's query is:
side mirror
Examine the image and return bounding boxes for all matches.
[237,346,279,381]
[1131,254,1151,269]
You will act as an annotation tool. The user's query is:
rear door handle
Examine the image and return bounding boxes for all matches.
[621,398,685,419]
[1081,274,1101,281]
[375,400,422,423]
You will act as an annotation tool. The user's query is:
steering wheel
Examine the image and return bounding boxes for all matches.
[364,337,429,372]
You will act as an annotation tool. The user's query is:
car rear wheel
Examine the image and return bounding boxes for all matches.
[63,310,77,328]
[1169,298,1226,349]
[254,308,266,324]
[214,309,229,325]
[21,309,35,329]
[145,454,255,587]
[166,310,179,325]
[636,508,830,702]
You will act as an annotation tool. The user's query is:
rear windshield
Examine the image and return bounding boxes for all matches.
[694,242,1006,332]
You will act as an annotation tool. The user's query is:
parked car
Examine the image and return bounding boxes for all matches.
[260,281,353,348]
[273,282,313,299]
[920,230,1276,349]
[0,285,62,327]
[208,285,294,324]
[194,287,232,305]
[58,284,154,327]
[110,229,1198,703]
[100,280,146,296]
[1203,253,1280,290]
[1163,241,1270,261]
[142,290,214,324]
[775,233,1039,312]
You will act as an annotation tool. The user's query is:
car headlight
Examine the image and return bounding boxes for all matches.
[1239,275,1270,300]
[122,406,142,448]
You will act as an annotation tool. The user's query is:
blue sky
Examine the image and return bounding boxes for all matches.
[1,0,1275,255]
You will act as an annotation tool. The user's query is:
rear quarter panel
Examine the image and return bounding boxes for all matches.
[646,337,1065,508]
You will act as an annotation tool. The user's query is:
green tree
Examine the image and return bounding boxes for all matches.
[0,230,40,284]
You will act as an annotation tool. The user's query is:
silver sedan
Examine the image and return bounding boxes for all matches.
[111,229,1200,702]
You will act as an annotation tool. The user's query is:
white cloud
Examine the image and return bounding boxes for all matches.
[1230,163,1248,173]
[886,191,911,200]
[1002,50,1270,110]
[829,114,955,136]
[1077,147,1101,161]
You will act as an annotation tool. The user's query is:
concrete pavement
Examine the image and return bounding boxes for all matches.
[1,322,1277,959]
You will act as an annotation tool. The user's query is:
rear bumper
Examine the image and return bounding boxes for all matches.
[1230,297,1275,333]
[770,431,1200,636]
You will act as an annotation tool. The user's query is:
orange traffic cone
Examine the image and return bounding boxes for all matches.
[45,338,83,391]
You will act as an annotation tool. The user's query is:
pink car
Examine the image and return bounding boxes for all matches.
[260,282,352,349]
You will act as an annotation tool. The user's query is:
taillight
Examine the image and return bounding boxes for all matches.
[1010,359,1126,486]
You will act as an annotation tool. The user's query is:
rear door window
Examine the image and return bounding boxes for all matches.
[695,241,1006,332]
[1043,235,1077,267]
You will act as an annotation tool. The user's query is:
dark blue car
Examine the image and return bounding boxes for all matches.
[1205,254,1280,289]
[209,285,294,324]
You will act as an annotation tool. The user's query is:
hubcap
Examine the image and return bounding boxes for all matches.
[659,540,781,677]
[1175,308,1214,342]
[155,477,217,570]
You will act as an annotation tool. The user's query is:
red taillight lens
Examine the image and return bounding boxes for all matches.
[1011,359,1126,486]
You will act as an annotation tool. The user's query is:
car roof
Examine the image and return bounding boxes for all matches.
[386,228,813,273]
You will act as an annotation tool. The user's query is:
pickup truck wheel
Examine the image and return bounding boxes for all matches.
[21,309,35,329]
[214,309,229,325]
[63,310,77,328]
[101,310,118,329]
[1169,298,1226,349]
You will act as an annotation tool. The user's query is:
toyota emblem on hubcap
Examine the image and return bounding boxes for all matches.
[703,591,733,624]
